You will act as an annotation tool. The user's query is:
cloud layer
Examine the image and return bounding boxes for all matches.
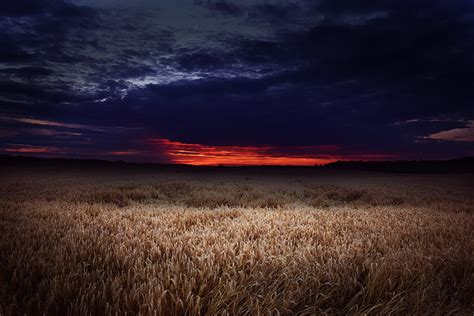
[1,0,473,163]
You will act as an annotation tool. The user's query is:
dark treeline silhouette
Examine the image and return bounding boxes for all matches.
[323,157,474,173]
[1,155,473,173]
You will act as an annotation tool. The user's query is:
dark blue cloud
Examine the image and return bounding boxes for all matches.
[0,0,473,161]
[197,0,242,16]
[0,0,59,16]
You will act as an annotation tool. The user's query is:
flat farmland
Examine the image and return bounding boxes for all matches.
[0,164,473,315]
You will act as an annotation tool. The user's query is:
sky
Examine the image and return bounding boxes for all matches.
[0,0,473,165]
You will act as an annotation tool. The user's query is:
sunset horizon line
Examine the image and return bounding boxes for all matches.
[2,153,472,168]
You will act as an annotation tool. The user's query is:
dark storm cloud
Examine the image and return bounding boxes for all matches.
[2,67,54,76]
[126,0,474,156]
[209,0,474,123]
[0,0,60,16]
[0,0,95,20]
[316,0,473,14]
[197,0,242,15]
[198,0,301,20]
[0,0,172,103]
[102,77,386,149]
[1,0,473,162]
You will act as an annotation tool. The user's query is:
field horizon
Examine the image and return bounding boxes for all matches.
[2,154,474,170]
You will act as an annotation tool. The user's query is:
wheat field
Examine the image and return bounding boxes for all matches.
[0,165,473,315]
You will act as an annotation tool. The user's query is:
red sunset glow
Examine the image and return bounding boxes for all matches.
[151,138,341,166]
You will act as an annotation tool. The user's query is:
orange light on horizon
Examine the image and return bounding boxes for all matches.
[151,138,340,166]
[109,150,142,156]
[1,140,394,165]
[3,145,64,154]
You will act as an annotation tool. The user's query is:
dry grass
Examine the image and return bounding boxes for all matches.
[0,168,473,315]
